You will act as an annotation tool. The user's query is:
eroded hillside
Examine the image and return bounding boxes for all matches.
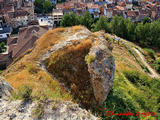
[1,26,159,120]
[0,26,115,119]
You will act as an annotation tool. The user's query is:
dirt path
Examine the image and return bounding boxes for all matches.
[106,33,160,78]
[133,48,160,78]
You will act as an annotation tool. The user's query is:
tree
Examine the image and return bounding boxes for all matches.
[110,15,120,35]
[34,0,44,14]
[126,19,136,41]
[110,16,128,38]
[135,22,152,46]
[150,20,160,47]
[0,42,6,53]
[34,0,54,14]
[93,16,109,32]
[117,18,128,38]
[142,17,152,24]
[80,11,93,30]
[60,12,80,27]
[43,0,54,13]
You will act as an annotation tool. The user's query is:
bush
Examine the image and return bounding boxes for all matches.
[123,70,148,86]
[144,48,156,60]
[12,85,32,100]
[154,59,160,74]
[0,42,6,53]
[85,54,95,64]
[103,74,139,120]
[27,64,39,74]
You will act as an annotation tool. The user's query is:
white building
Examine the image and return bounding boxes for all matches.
[38,16,54,27]
[52,9,63,24]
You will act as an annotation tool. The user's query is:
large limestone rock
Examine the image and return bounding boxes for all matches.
[87,34,115,103]
[0,100,98,120]
[40,27,115,104]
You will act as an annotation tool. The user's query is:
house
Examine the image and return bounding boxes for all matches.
[104,8,113,19]
[8,25,49,59]
[0,25,49,69]
[75,8,86,16]
[117,1,126,7]
[9,9,30,28]
[63,8,74,14]
[87,3,99,18]
[0,23,12,43]
[113,6,125,16]
[52,9,63,24]
[0,52,12,70]
[37,16,54,27]
[0,0,36,27]
[124,10,136,21]
[50,0,57,5]
[125,3,133,10]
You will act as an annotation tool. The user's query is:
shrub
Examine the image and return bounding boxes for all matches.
[154,59,160,74]
[123,70,140,84]
[27,64,39,74]
[85,54,95,65]
[12,85,32,100]
[123,70,148,86]
[0,42,6,53]
[144,48,156,60]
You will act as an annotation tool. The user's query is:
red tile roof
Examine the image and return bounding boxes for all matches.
[126,10,136,17]
[8,25,49,59]
[115,6,125,11]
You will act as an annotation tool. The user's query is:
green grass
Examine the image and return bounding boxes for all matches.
[144,48,156,60]
[102,71,160,120]
[12,85,33,101]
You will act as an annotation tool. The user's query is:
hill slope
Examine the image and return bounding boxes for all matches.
[0,26,160,120]
[104,33,160,120]
[0,26,115,119]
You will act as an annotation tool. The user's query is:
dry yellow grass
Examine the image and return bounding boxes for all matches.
[110,37,144,73]
[2,26,98,102]
[2,27,88,101]
[44,37,97,108]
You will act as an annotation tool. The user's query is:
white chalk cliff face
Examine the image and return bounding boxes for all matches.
[0,26,115,120]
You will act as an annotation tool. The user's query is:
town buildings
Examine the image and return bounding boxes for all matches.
[54,0,160,22]
[0,25,49,69]
[0,0,36,28]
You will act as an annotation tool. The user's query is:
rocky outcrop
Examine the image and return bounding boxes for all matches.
[0,99,98,120]
[87,34,115,103]
[0,76,13,98]
[0,77,98,120]
[40,27,115,104]
[0,26,115,120]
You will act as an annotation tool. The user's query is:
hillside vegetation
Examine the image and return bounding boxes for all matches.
[103,34,160,120]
